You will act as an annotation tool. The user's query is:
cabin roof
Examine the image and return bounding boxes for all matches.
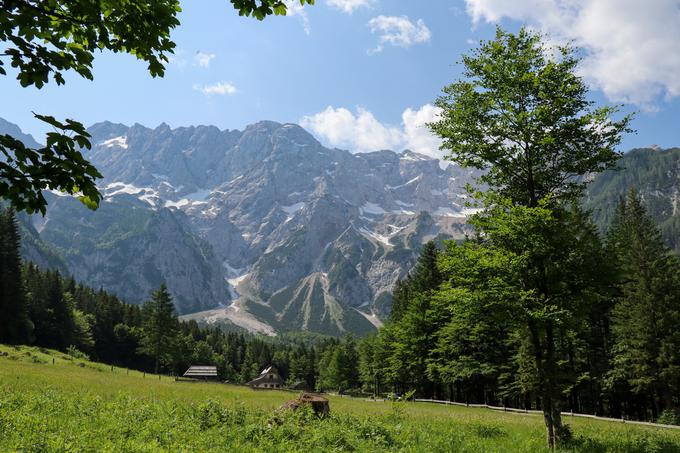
[260,365,277,375]
[246,374,283,386]
[183,365,218,377]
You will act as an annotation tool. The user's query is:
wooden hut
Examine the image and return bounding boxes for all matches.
[246,365,283,389]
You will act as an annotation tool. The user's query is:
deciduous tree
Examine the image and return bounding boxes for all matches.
[430,27,632,448]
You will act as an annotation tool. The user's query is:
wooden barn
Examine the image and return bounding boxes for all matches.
[246,366,283,389]
[182,365,218,380]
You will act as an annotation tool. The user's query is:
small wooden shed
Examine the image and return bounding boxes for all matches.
[182,365,218,380]
[246,365,283,389]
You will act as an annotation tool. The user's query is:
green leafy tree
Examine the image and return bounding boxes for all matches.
[429,27,632,448]
[71,304,95,351]
[389,292,437,397]
[1,0,313,214]
[607,190,680,418]
[430,27,632,209]
[138,283,179,374]
[317,338,359,393]
[427,241,516,405]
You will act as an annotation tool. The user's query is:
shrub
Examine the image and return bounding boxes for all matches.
[66,345,90,361]
[658,409,680,426]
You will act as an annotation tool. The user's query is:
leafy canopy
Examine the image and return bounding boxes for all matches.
[430,27,633,207]
[0,0,314,214]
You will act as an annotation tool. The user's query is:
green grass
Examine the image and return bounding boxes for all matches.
[1,345,679,452]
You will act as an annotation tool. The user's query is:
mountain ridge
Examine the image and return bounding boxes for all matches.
[5,117,677,336]
[3,117,477,335]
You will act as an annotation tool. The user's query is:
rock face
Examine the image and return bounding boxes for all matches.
[5,118,479,335]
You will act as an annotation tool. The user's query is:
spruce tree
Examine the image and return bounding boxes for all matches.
[389,276,411,322]
[607,189,680,417]
[410,241,442,293]
[0,207,32,344]
[43,270,75,350]
[138,283,179,374]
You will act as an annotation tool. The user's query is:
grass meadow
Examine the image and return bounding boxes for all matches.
[1,344,679,452]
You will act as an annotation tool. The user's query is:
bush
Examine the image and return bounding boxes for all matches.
[658,409,680,426]
[66,345,89,361]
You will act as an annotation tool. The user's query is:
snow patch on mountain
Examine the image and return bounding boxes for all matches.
[360,202,386,215]
[359,227,391,246]
[100,136,128,149]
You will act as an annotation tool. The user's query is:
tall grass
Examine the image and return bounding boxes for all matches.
[1,345,679,452]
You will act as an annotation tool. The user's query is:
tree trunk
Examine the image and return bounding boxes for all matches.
[544,322,565,449]
[529,320,565,450]
[542,387,565,449]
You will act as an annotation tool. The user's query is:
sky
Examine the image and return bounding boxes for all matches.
[2,0,680,159]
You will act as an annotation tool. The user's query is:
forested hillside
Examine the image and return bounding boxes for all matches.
[365,190,680,426]
[587,147,680,251]
[0,206,360,388]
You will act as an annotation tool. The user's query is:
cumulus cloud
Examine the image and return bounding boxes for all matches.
[284,0,311,34]
[193,81,238,96]
[401,104,444,158]
[300,104,444,159]
[194,51,216,68]
[367,15,431,53]
[327,0,375,14]
[464,0,680,108]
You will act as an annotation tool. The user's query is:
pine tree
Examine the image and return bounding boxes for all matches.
[138,283,179,374]
[0,207,32,344]
[389,276,411,322]
[607,189,680,418]
[41,270,75,350]
[410,241,442,293]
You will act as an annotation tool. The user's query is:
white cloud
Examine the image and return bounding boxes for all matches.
[401,104,444,159]
[168,49,188,68]
[464,0,680,108]
[193,81,238,96]
[300,104,443,159]
[327,0,375,14]
[284,0,311,35]
[367,15,431,53]
[194,51,215,68]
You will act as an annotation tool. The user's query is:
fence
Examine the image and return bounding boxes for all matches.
[413,399,680,430]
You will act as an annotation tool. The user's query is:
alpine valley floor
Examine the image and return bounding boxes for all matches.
[1,344,679,452]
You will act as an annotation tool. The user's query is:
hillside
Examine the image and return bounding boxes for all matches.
[1,344,678,452]
[587,147,680,251]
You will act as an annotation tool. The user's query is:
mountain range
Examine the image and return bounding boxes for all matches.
[3,119,479,336]
[3,118,677,336]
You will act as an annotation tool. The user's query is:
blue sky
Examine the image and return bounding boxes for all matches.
[2,0,680,157]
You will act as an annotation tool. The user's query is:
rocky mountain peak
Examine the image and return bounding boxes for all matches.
[5,116,480,336]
